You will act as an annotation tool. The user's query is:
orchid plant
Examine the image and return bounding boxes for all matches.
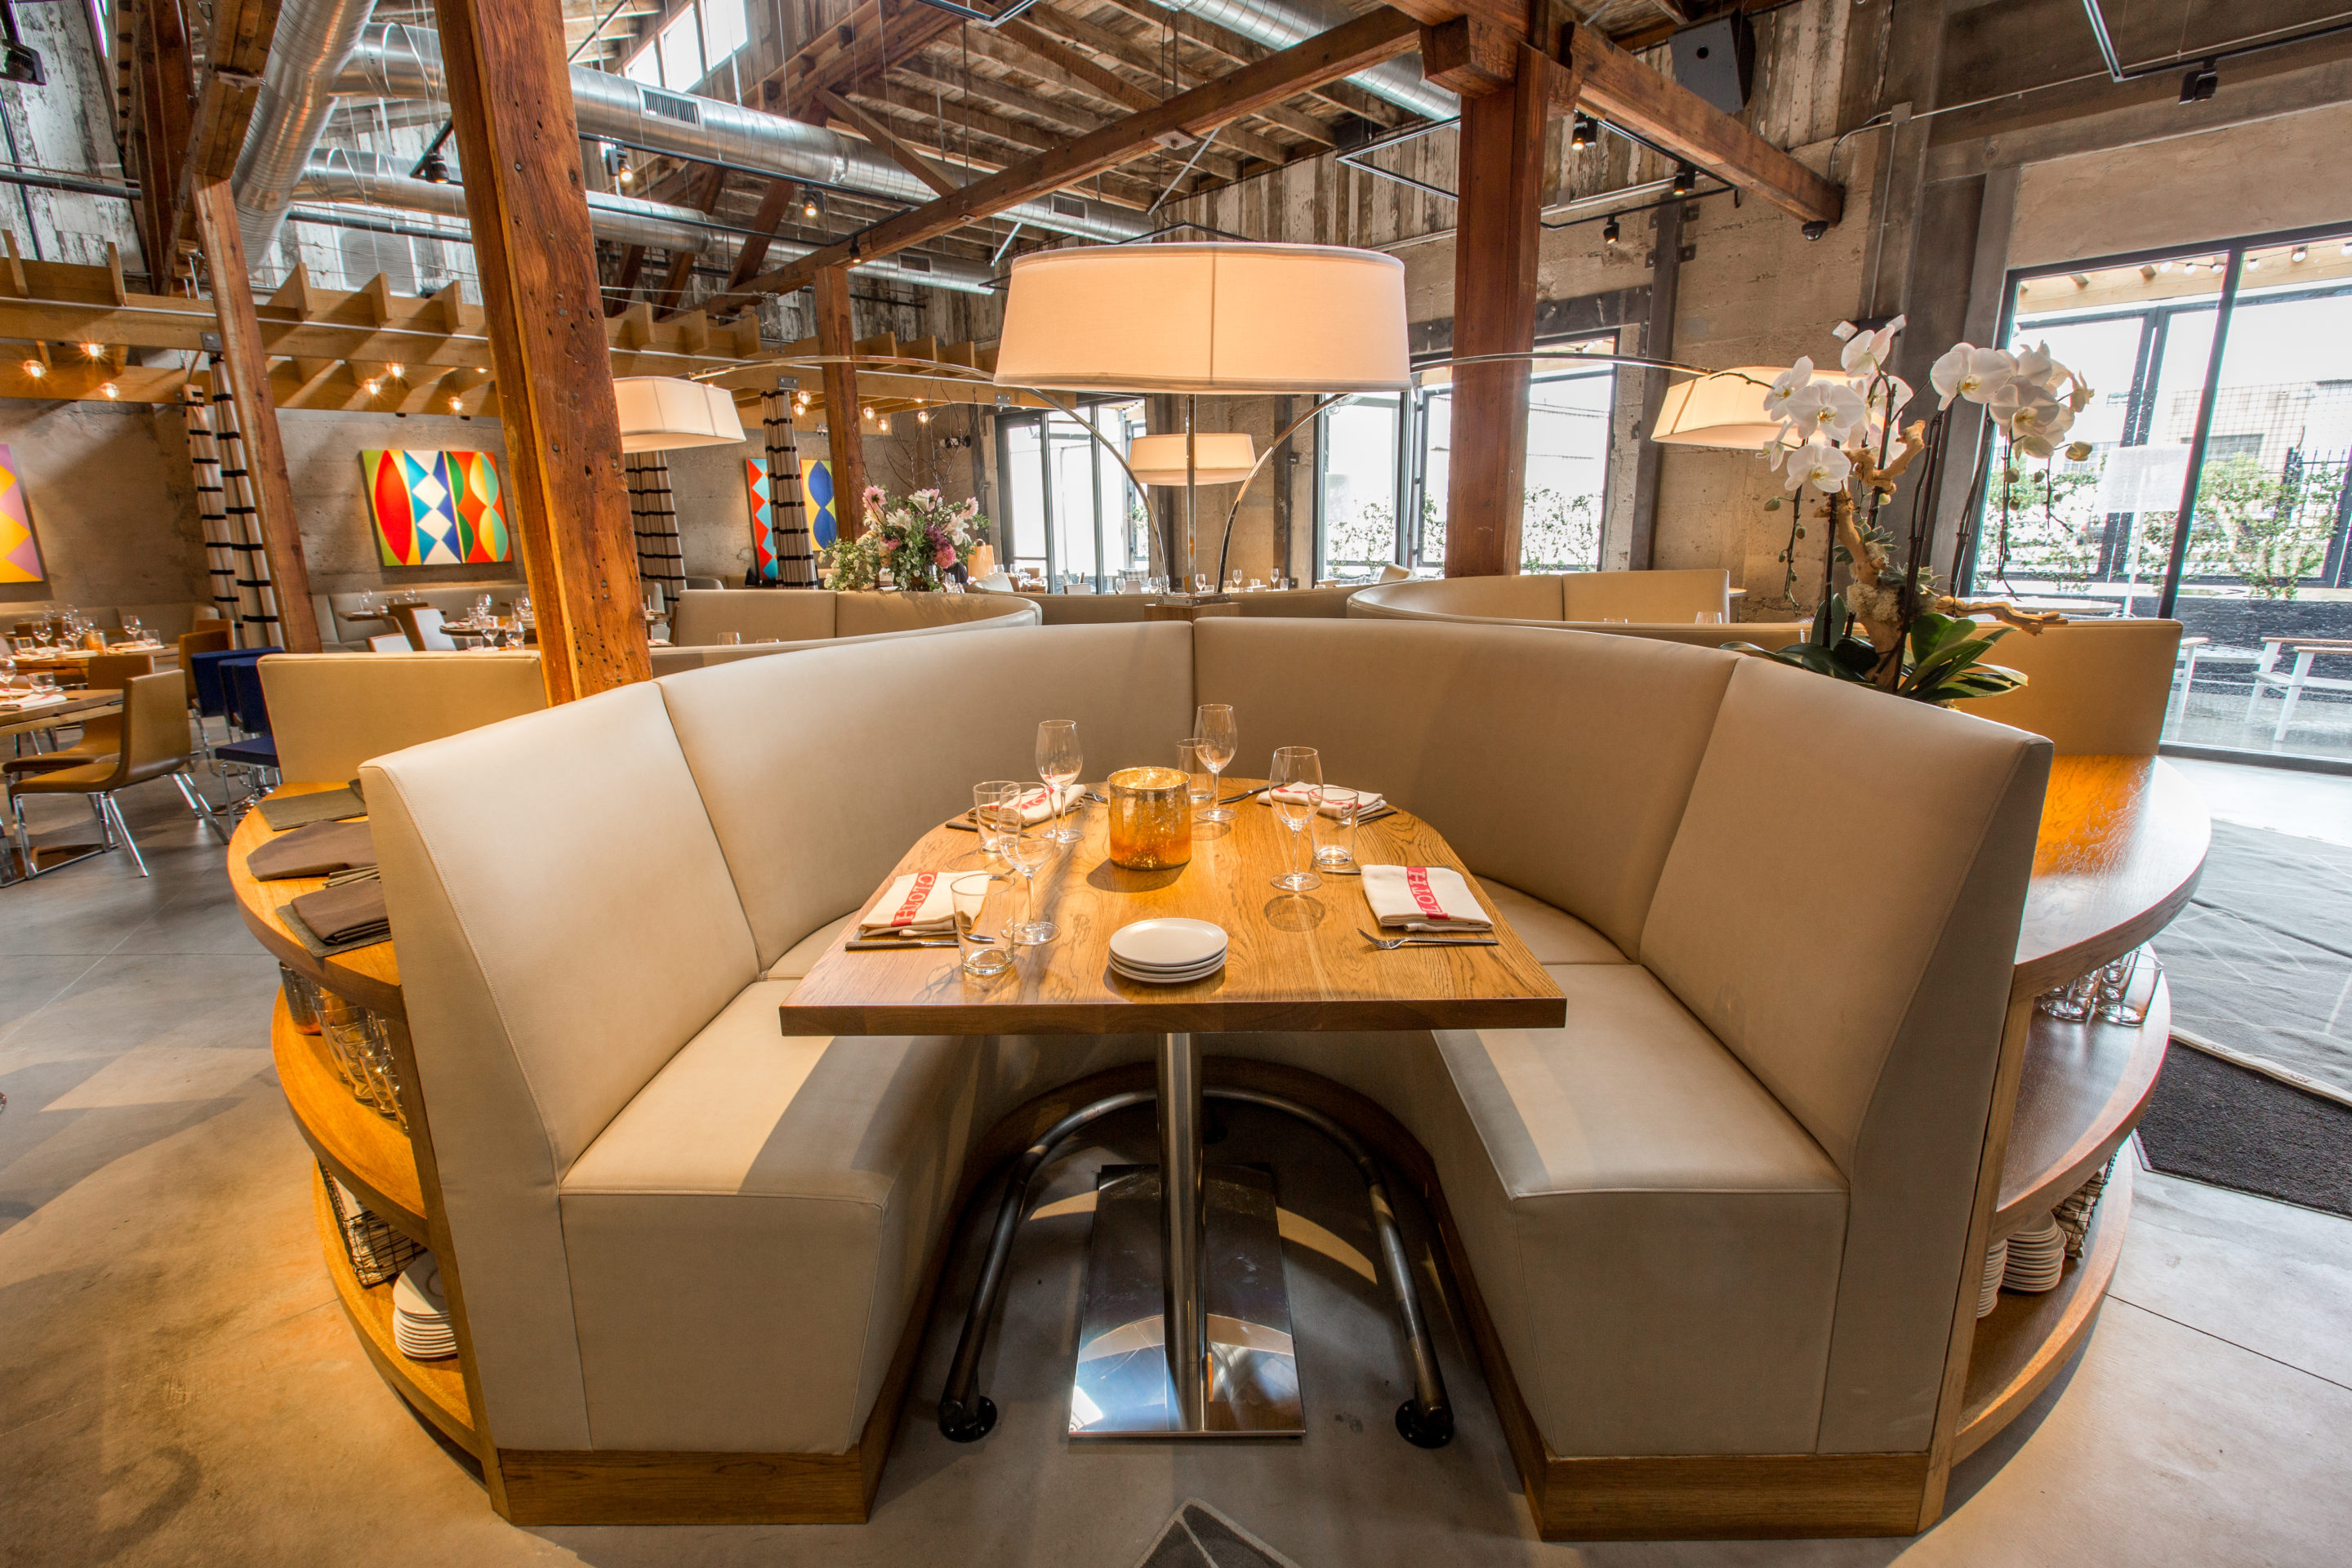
[1732,317,2090,702]
[817,486,987,593]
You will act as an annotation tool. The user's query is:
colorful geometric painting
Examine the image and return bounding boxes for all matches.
[0,443,42,583]
[745,457,780,581]
[801,457,837,549]
[359,448,511,567]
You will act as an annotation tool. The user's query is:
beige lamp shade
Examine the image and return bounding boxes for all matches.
[993,243,1410,394]
[613,376,745,452]
[1127,431,1257,486]
[1650,367,1873,451]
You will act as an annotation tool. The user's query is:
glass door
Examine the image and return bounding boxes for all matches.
[994,403,1143,589]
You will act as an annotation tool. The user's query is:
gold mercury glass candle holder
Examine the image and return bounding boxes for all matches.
[1106,765,1193,870]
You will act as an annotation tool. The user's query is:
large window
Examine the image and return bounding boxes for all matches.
[623,0,746,91]
[1315,337,1619,581]
[994,403,1147,586]
[1967,228,2352,764]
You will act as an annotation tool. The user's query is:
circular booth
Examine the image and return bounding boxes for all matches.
[1348,569,1811,650]
[233,617,2200,1539]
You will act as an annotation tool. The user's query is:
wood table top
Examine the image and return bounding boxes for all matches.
[228,782,403,1017]
[2015,755,2208,997]
[0,692,121,739]
[779,783,1566,1037]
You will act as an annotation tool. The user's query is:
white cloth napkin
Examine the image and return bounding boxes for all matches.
[1263,783,1386,819]
[858,871,958,935]
[1359,865,1492,931]
[1,692,67,710]
[1001,783,1084,826]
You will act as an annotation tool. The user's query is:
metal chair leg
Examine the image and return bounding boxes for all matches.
[102,794,148,876]
[172,771,224,839]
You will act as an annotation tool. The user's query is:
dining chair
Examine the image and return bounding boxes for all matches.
[395,605,459,652]
[368,633,414,653]
[2,652,156,781]
[214,659,280,791]
[9,671,213,877]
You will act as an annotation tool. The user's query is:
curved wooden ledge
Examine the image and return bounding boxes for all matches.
[1955,1157,2133,1463]
[2015,758,2206,999]
[310,1166,479,1459]
[229,784,404,1018]
[1994,968,2168,1242]
[274,996,428,1243]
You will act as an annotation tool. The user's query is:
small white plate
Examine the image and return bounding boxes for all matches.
[1109,918,1227,970]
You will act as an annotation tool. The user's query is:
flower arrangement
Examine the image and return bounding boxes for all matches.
[818,486,987,593]
[1733,317,2091,703]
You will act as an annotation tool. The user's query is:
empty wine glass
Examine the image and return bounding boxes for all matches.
[1269,746,1323,893]
[1036,719,1083,844]
[973,780,1020,865]
[120,615,141,642]
[32,623,51,649]
[1194,705,1236,822]
[998,811,1057,944]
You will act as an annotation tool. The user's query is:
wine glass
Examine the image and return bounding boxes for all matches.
[1269,746,1323,893]
[1036,719,1083,845]
[973,780,1020,866]
[997,810,1057,945]
[32,623,51,650]
[120,615,141,643]
[1194,704,1236,822]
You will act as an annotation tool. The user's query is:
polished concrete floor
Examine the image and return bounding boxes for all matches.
[3,769,2350,1566]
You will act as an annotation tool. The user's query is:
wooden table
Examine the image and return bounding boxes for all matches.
[782,783,1561,1441]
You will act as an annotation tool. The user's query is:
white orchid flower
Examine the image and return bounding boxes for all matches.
[1784,439,1853,496]
[1993,381,2069,458]
[1762,434,1792,470]
[1763,359,1815,423]
[1930,344,2016,408]
[1790,380,1869,444]
[1838,314,1906,379]
[1864,373,1915,427]
[2011,341,2057,392]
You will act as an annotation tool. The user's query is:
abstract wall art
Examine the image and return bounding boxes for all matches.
[360,448,511,566]
[0,443,45,583]
[800,457,837,550]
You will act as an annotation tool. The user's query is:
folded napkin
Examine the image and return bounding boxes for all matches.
[1360,865,1491,932]
[0,693,68,711]
[280,879,390,955]
[1263,783,1386,819]
[858,871,957,936]
[247,819,378,881]
[998,783,1083,826]
[257,783,366,831]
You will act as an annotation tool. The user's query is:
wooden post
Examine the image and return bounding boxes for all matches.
[1443,46,1552,578]
[814,265,866,537]
[430,0,649,702]
[191,180,322,652]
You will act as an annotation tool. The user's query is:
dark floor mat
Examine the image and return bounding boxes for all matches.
[1134,1501,1298,1568]
[2137,1045,2352,1217]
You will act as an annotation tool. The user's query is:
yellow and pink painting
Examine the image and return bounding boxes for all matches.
[0,443,44,583]
[360,448,511,567]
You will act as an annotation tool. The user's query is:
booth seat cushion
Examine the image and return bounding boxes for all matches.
[1476,880,1628,964]
[1428,964,1847,1456]
[560,981,987,1453]
[767,913,857,981]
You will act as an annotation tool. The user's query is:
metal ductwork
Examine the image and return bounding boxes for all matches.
[336,24,1147,247]
[231,0,383,259]
[1165,0,1455,122]
[292,152,1003,296]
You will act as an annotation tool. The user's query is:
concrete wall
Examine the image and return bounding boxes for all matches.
[0,398,206,617]
[278,410,523,598]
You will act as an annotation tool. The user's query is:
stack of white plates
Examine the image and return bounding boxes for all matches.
[1976,1239,2008,1318]
[2003,1218,2065,1294]
[1108,918,1228,986]
[394,1253,457,1361]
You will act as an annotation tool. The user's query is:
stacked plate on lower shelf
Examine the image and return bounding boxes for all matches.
[2003,1218,2066,1294]
[1108,918,1228,986]
[1976,1238,2008,1318]
[394,1253,457,1361]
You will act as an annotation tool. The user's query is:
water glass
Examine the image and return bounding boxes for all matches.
[1313,789,1362,872]
[2035,971,2099,1022]
[950,872,1012,978]
[973,781,1020,863]
[2094,950,2145,1025]
[1269,746,1323,893]
[1036,719,1083,844]
[1177,738,1214,812]
[1193,704,1236,822]
[718,630,743,646]
[1694,611,1725,625]
[317,991,371,1094]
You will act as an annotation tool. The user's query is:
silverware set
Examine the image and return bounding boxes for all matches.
[1361,929,1498,950]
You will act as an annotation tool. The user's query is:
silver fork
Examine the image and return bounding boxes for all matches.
[1361,929,1498,949]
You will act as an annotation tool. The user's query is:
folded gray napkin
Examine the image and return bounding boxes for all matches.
[246,820,378,881]
[257,782,366,831]
[280,879,390,955]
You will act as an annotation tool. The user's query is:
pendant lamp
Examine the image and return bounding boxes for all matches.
[613,376,746,452]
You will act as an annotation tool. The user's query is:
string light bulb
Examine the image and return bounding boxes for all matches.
[1570,114,1597,149]
[916,408,930,425]
[100,381,118,399]
[20,358,42,378]
[1602,216,1620,247]
[2291,245,2308,262]
[861,404,874,420]
[362,378,381,395]
[448,395,462,412]
[386,362,403,379]
[79,341,102,359]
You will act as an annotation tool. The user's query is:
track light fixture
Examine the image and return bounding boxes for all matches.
[1601,216,1620,246]
[1671,163,1697,195]
[802,187,824,220]
[362,378,382,396]
[1570,114,1597,149]
[419,151,449,184]
[2180,60,2218,102]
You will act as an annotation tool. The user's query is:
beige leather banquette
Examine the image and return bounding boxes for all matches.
[362,621,2047,1522]
[973,584,1364,622]
[313,586,529,651]
[668,587,1036,651]
[1349,569,1811,649]
[1954,617,2185,755]
[260,652,548,782]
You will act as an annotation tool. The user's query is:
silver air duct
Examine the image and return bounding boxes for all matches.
[232,0,382,259]
[336,24,1147,247]
[291,152,1001,296]
[1167,0,1455,122]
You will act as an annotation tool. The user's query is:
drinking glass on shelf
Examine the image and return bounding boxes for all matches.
[2035,971,2098,1022]
[1694,611,1725,625]
[1269,746,1323,893]
[997,812,1057,944]
[949,872,1013,978]
[1177,738,1214,814]
[1036,719,1083,844]
[973,780,1020,865]
[2094,950,2145,1025]
[1194,704,1236,822]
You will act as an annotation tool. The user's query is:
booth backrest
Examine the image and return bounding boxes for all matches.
[832,590,1038,639]
[970,589,1147,626]
[1953,617,2184,755]
[652,596,1040,673]
[259,652,546,781]
[671,590,836,646]
[318,587,528,648]
[1232,585,1362,617]
[1349,573,1564,621]
[366,686,760,1450]
[1563,568,1730,621]
[1349,570,1735,626]
[657,623,1196,969]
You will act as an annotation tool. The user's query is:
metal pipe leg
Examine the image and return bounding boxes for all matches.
[938,1089,1154,1442]
[105,795,149,876]
[1208,1087,1455,1447]
[1159,1031,1208,1432]
[172,771,224,839]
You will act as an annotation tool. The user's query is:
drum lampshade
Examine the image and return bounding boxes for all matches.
[1651,368,1814,450]
[613,376,746,452]
[1127,432,1257,485]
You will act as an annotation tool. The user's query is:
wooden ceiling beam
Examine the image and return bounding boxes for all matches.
[715,7,1422,310]
[849,82,1164,209]
[1090,0,1397,126]
[891,51,1224,188]
[755,0,960,118]
[817,89,962,198]
[965,24,1276,172]
[1030,3,1339,148]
